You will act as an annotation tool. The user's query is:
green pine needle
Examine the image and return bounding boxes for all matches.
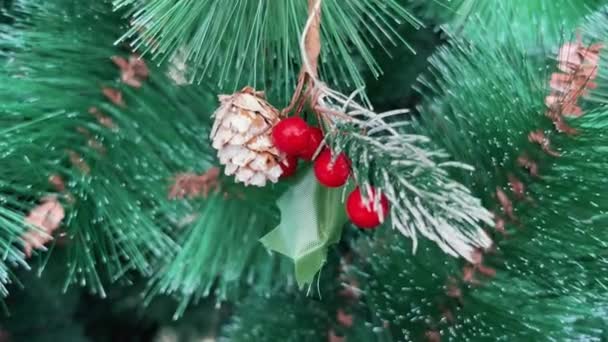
[114,0,421,104]
[353,231,460,341]
[407,0,475,23]
[450,0,603,48]
[221,257,343,342]
[145,190,293,318]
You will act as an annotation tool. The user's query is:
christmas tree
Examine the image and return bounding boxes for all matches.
[2,0,608,340]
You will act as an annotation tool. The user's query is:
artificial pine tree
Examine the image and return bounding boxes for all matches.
[2,0,608,341]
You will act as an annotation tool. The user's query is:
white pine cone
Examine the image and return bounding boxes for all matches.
[210,87,284,186]
[166,47,192,85]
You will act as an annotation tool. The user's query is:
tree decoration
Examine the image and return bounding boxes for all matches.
[210,87,284,187]
[280,155,299,179]
[5,0,608,339]
[261,0,493,286]
[299,126,324,161]
[272,116,311,156]
[346,187,389,229]
[313,149,351,188]
[260,170,349,286]
[305,0,490,261]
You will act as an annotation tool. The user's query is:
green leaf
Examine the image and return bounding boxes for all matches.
[260,170,349,287]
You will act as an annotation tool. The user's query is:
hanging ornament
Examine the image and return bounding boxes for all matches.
[313,148,351,187]
[210,87,284,187]
[346,187,389,229]
[280,155,299,178]
[272,116,311,156]
[299,126,324,161]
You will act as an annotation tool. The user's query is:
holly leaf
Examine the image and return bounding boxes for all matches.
[260,169,349,287]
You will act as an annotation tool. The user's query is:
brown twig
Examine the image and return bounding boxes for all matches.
[305,0,322,78]
[281,0,323,117]
[281,73,309,117]
[102,87,125,107]
[545,38,602,133]
[168,167,221,200]
[111,54,150,88]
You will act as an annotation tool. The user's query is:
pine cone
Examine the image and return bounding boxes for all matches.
[210,87,283,186]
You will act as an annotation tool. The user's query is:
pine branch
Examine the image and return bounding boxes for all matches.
[352,230,463,341]
[221,257,346,342]
[2,0,294,302]
[1,0,184,295]
[113,0,421,104]
[354,14,608,339]
[332,121,493,260]
[144,190,293,318]
[356,190,608,340]
[449,0,603,48]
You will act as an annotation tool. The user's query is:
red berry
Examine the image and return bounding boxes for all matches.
[272,117,310,156]
[299,127,324,161]
[346,187,390,229]
[313,149,350,187]
[280,155,298,178]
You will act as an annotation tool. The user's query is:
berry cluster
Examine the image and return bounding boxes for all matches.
[272,117,389,229]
